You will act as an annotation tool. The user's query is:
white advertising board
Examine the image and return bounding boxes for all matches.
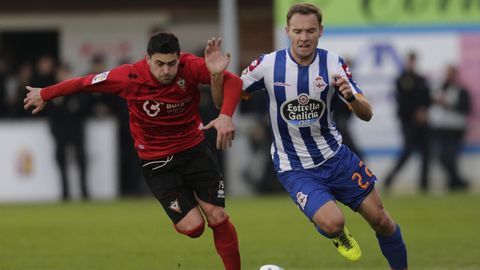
[0,119,117,202]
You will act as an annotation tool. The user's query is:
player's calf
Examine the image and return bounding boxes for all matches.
[174,219,205,238]
[376,224,408,270]
[209,217,241,270]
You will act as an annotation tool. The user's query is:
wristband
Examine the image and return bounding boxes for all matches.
[346,95,356,103]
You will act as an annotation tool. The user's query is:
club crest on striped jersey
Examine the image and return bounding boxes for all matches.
[296,192,308,210]
[280,94,325,127]
[313,76,327,92]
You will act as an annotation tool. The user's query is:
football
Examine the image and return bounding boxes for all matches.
[258,265,285,270]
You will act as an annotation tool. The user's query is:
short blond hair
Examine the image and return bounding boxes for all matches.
[287,3,323,26]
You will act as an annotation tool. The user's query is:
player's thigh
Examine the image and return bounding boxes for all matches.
[142,162,198,225]
[357,188,395,235]
[175,206,206,232]
[195,196,228,225]
[183,142,225,210]
[277,170,335,222]
[330,146,376,211]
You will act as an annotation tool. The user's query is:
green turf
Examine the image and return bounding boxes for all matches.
[1,193,479,270]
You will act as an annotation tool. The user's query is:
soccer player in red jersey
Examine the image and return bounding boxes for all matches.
[24,32,242,270]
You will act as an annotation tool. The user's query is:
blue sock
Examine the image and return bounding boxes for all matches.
[315,225,334,239]
[376,224,408,269]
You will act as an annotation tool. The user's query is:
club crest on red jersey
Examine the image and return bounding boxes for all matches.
[176,78,186,91]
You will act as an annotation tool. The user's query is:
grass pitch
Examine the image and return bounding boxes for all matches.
[1,193,479,270]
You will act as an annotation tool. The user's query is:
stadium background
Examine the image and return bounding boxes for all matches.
[1,0,478,200]
[1,1,480,269]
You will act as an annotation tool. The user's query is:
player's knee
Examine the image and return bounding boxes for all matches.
[205,206,228,225]
[316,217,344,236]
[371,212,395,235]
[174,220,205,238]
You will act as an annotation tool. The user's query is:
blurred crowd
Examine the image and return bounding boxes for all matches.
[0,50,473,198]
[336,52,472,193]
[0,54,144,200]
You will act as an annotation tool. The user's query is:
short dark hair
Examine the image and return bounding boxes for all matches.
[407,51,417,62]
[147,32,180,56]
[286,3,322,26]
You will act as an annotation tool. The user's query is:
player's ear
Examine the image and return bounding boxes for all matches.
[319,25,324,37]
[145,53,151,63]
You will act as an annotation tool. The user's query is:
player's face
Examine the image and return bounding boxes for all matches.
[286,13,323,64]
[146,53,180,84]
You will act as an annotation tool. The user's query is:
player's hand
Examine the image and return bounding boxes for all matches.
[24,86,47,114]
[205,37,231,75]
[333,74,354,100]
[201,114,235,150]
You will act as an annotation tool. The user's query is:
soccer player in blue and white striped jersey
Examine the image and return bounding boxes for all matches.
[240,3,408,269]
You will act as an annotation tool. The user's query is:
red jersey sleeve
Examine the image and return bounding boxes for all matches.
[40,64,133,101]
[220,71,242,116]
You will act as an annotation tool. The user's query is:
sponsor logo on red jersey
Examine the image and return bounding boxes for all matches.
[143,100,161,117]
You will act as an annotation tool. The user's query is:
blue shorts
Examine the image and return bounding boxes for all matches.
[277,145,376,221]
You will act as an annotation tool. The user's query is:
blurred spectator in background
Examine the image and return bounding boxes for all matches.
[5,62,33,118]
[48,62,92,201]
[239,91,281,194]
[198,83,225,171]
[30,55,56,88]
[114,56,145,196]
[87,54,111,116]
[334,57,363,160]
[87,54,145,196]
[195,48,225,173]
[0,56,7,117]
[429,65,471,191]
[384,52,432,193]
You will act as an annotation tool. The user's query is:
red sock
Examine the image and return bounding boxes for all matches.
[209,217,241,270]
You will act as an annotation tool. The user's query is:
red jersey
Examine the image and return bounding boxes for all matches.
[41,53,242,160]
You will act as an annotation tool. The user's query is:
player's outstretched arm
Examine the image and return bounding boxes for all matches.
[333,74,372,121]
[201,114,235,150]
[24,86,47,114]
[205,37,230,109]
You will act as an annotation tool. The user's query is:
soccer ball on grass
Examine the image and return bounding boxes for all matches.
[258,265,284,270]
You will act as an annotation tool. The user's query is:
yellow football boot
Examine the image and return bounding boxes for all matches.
[332,227,362,261]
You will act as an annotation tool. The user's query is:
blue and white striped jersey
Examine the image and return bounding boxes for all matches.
[241,48,363,172]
